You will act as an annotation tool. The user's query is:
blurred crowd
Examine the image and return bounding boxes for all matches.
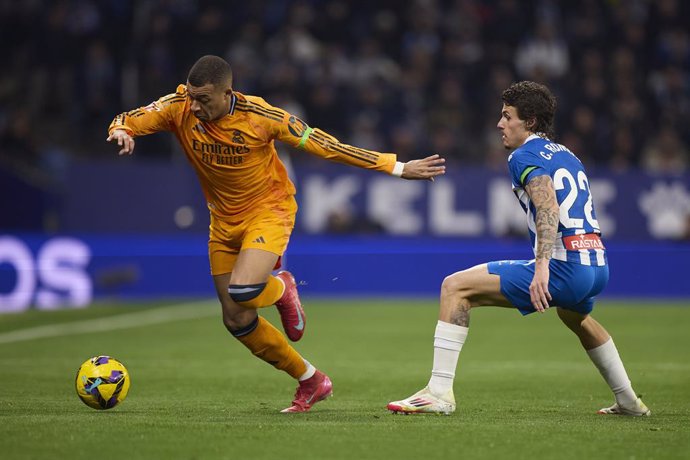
[1,0,689,175]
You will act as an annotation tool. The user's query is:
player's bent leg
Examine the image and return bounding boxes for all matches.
[214,272,306,376]
[214,270,330,413]
[233,314,333,413]
[231,249,306,341]
[556,308,650,416]
[389,264,514,415]
[439,263,514,326]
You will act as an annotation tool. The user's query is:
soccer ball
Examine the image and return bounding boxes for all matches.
[75,356,130,410]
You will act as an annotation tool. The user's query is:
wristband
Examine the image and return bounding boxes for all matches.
[392,161,405,177]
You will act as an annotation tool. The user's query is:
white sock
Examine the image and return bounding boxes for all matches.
[586,338,638,407]
[427,320,468,396]
[299,360,316,381]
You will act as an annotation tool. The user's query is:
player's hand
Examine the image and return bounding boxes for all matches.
[401,154,446,181]
[529,259,552,313]
[106,129,136,155]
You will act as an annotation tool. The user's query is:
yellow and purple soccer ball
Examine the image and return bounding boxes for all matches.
[75,356,130,410]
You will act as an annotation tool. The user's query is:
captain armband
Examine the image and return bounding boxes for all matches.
[520,166,538,185]
[298,127,314,148]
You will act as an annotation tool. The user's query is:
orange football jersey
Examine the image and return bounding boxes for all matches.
[108,85,397,219]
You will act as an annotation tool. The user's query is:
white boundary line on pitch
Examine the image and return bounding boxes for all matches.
[0,300,218,345]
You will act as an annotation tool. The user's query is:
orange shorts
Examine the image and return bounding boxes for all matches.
[208,197,297,275]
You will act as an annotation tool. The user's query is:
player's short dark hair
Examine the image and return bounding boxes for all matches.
[187,55,232,87]
[502,81,556,139]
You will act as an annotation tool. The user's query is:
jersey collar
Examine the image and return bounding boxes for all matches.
[228,93,237,115]
[522,133,548,145]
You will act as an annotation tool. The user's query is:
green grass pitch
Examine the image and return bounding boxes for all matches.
[0,299,689,460]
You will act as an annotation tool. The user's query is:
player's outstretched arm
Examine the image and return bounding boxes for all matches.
[106,88,183,156]
[106,129,136,155]
[400,154,446,181]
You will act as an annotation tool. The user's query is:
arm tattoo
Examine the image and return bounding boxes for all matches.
[525,175,559,261]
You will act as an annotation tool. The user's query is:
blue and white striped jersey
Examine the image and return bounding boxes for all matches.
[507,135,606,266]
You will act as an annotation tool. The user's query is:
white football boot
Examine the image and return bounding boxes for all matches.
[387,386,456,415]
[597,397,651,416]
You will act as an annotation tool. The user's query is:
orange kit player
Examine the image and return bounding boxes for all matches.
[106,55,446,413]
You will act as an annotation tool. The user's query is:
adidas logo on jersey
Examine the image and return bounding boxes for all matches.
[192,123,206,133]
[253,236,266,244]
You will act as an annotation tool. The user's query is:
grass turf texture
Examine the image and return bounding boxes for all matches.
[0,300,688,460]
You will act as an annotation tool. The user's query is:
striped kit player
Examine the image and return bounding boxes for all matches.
[388,81,650,418]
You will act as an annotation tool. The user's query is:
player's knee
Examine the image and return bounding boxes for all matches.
[228,282,267,308]
[556,307,569,321]
[223,310,258,335]
[441,273,471,300]
[557,307,583,325]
